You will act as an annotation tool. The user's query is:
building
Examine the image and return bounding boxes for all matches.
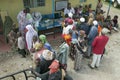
[0,0,97,24]
[0,0,98,51]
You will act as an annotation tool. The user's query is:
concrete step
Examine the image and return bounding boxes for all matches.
[0,35,11,52]
[0,28,3,34]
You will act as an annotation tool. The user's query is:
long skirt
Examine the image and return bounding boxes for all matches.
[69,43,76,60]
[74,46,83,71]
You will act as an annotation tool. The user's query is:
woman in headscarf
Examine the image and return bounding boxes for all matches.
[39,34,47,44]
[62,18,74,35]
[48,60,65,80]
[87,13,94,27]
[35,49,54,74]
[32,59,73,80]
[25,24,38,51]
[34,34,54,61]
[26,13,33,25]
[39,34,54,52]
[56,34,71,70]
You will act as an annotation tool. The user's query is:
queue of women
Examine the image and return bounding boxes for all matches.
[12,1,119,80]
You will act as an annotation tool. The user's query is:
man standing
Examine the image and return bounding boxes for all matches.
[64,3,75,16]
[87,20,98,58]
[88,28,109,69]
[17,8,30,35]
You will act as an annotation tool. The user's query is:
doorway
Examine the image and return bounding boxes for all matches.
[0,14,3,34]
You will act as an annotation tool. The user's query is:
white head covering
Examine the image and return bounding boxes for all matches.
[26,13,33,24]
[42,50,53,60]
[80,17,85,22]
[101,28,110,34]
[93,20,98,25]
[68,12,73,18]
[26,25,38,50]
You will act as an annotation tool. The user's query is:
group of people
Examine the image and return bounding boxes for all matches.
[6,0,119,80]
[16,21,73,79]
[60,0,119,70]
[16,9,74,79]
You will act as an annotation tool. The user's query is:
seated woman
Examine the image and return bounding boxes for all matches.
[30,35,42,60]
[103,15,112,34]
[32,60,73,80]
[35,49,55,74]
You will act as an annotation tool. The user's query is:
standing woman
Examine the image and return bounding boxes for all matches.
[57,35,71,71]
[74,44,83,71]
[25,25,38,52]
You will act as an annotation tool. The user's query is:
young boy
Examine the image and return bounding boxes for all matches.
[112,15,119,31]
[17,32,26,57]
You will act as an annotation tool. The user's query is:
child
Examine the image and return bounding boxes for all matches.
[7,29,17,49]
[17,32,26,58]
[78,30,86,53]
[104,15,112,34]
[31,35,42,52]
[30,35,43,59]
[112,15,119,31]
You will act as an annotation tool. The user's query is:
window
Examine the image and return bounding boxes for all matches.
[55,0,68,11]
[23,0,45,8]
[80,0,87,3]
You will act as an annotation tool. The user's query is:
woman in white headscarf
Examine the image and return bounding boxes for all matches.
[25,25,38,51]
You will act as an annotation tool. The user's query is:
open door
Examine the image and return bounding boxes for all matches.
[0,14,3,34]
[0,10,13,43]
[0,10,8,35]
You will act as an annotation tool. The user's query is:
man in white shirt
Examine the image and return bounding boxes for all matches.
[17,8,30,35]
[17,32,26,57]
[64,3,75,16]
[62,19,74,35]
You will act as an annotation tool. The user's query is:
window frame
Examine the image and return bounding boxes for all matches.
[23,0,45,8]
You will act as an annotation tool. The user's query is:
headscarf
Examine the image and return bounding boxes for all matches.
[49,60,60,74]
[26,13,33,24]
[42,50,54,60]
[44,42,52,51]
[98,24,102,36]
[101,28,110,35]
[63,34,71,45]
[26,25,38,50]
[93,20,98,26]
[67,19,73,25]
[34,42,43,51]
[39,34,47,44]
[80,17,85,23]
[79,30,85,36]
[88,13,94,25]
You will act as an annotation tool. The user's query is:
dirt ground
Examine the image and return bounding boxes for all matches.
[0,3,120,80]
